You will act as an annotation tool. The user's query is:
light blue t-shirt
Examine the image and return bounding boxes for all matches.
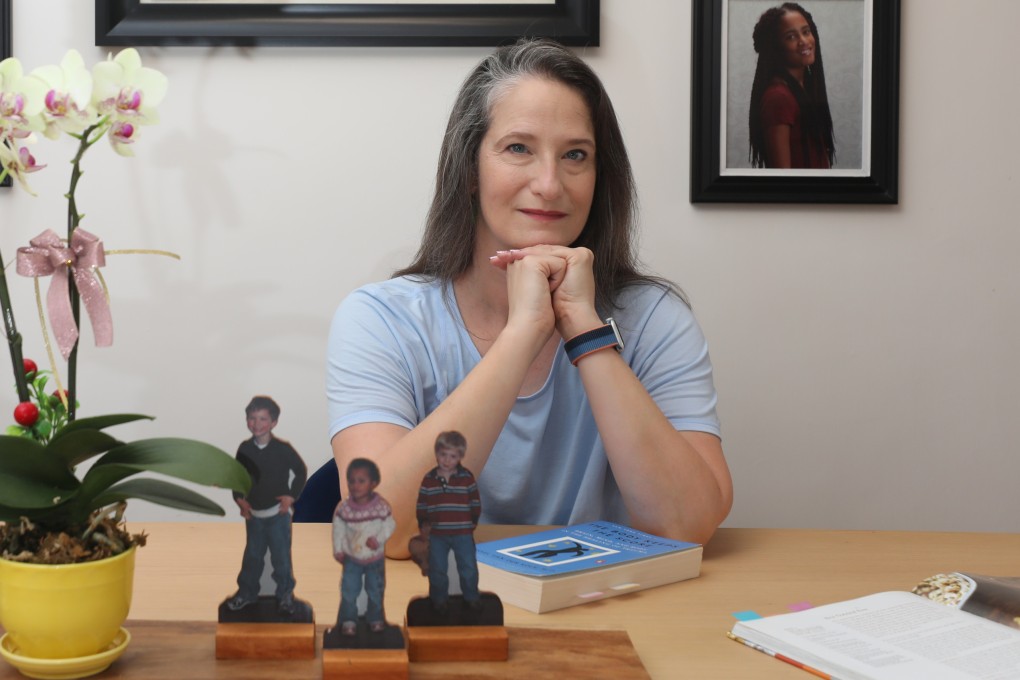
[327,276,720,527]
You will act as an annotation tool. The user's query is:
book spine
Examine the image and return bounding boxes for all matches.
[727,631,832,680]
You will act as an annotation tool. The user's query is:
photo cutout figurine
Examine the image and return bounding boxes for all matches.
[323,458,404,650]
[406,431,503,628]
[218,396,313,629]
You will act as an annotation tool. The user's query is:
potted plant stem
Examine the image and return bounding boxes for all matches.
[0,48,251,675]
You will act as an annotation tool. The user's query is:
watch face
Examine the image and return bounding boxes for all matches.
[607,317,624,351]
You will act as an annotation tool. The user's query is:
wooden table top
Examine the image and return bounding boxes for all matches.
[112,522,1020,679]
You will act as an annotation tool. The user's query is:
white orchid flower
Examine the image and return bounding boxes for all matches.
[0,57,48,137]
[92,48,167,127]
[0,136,46,195]
[31,50,97,139]
[108,120,137,157]
[0,48,167,194]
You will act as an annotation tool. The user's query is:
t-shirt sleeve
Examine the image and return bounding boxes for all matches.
[326,288,420,440]
[760,84,797,128]
[626,289,721,438]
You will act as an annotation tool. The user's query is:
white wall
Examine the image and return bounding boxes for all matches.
[3,0,1018,532]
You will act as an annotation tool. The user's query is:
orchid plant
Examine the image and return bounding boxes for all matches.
[1,47,166,414]
[0,49,249,562]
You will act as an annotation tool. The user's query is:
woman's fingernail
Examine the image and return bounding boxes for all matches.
[495,250,510,256]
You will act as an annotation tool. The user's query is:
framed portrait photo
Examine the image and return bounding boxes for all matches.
[0,0,9,66]
[95,0,600,48]
[1,0,11,188]
[691,0,900,204]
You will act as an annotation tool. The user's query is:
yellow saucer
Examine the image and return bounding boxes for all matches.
[0,628,130,680]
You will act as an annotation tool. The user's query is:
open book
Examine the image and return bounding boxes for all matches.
[476,521,701,613]
[730,572,1020,680]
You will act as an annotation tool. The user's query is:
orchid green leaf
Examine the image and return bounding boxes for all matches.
[92,478,226,516]
[78,437,250,501]
[0,435,80,489]
[0,436,80,511]
[46,429,123,467]
[51,414,153,442]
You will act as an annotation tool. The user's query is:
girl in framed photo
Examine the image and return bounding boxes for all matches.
[749,2,836,169]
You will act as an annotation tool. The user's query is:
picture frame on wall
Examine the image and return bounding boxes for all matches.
[1,0,11,188]
[95,0,600,48]
[690,0,900,204]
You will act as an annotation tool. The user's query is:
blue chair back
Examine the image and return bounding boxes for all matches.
[292,458,341,523]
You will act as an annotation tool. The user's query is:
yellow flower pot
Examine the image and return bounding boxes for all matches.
[0,547,135,661]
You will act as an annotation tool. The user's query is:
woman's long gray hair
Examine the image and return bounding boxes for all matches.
[395,37,668,312]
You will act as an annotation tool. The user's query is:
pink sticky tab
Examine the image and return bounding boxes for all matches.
[788,601,814,612]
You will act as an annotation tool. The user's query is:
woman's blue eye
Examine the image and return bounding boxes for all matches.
[565,149,587,161]
[508,143,527,153]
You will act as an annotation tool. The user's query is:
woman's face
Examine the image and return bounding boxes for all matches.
[778,11,816,70]
[474,76,596,254]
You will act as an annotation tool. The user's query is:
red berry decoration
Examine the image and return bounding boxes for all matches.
[51,389,70,406]
[23,358,38,376]
[14,402,39,427]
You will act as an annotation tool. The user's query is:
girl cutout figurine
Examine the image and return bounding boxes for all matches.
[332,458,395,635]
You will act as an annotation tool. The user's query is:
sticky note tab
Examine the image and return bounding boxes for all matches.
[788,601,814,612]
[610,582,640,591]
[732,610,762,621]
[578,591,604,599]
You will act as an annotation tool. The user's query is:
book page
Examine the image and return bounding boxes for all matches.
[734,591,1020,680]
[914,572,1020,630]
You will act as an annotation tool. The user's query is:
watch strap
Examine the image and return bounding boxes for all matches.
[564,318,623,366]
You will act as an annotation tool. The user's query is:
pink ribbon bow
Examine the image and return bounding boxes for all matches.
[16,228,113,360]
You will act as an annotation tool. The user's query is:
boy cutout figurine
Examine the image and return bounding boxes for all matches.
[333,458,395,635]
[227,396,307,615]
[417,431,482,614]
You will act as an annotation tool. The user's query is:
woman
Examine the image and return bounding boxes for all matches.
[327,38,732,557]
[749,3,835,168]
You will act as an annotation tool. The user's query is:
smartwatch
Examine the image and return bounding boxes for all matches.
[564,318,624,366]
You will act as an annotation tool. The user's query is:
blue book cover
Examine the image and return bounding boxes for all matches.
[476,521,700,577]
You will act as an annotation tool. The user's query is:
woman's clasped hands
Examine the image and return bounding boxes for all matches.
[489,245,603,342]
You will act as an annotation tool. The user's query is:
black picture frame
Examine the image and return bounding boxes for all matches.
[0,0,9,67]
[690,0,900,204]
[1,0,11,188]
[95,0,600,48]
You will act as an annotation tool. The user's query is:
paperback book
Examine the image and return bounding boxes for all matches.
[476,521,701,614]
[729,572,1020,680]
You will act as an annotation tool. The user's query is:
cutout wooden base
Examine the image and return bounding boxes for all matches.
[321,618,408,678]
[322,648,410,679]
[406,626,509,662]
[0,621,648,679]
[215,622,316,659]
[403,593,508,662]
[405,593,504,627]
[217,595,314,625]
